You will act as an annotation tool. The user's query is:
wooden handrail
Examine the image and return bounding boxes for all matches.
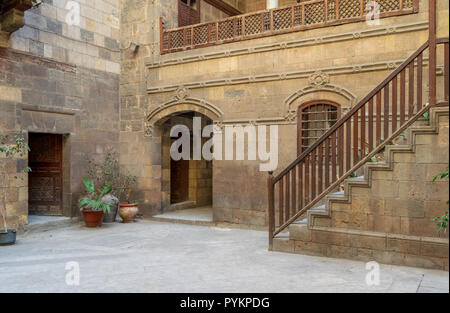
[272,40,430,183]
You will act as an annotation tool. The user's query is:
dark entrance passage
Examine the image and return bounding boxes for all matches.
[28,133,63,216]
[170,136,190,204]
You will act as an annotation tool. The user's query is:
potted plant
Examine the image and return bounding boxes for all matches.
[78,178,113,228]
[86,151,120,223]
[117,172,138,223]
[0,131,31,245]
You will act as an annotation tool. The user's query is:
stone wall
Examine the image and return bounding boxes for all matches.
[122,0,449,227]
[245,0,298,12]
[0,0,121,229]
[201,1,231,23]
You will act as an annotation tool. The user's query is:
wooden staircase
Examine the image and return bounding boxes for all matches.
[272,106,449,270]
[267,1,449,269]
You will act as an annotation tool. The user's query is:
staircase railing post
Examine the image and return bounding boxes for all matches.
[268,171,275,250]
[429,0,437,106]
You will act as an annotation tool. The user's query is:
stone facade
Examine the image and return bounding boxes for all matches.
[1,0,449,243]
[1,0,120,229]
[119,0,449,228]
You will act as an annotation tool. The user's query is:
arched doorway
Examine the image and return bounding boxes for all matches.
[160,111,213,217]
[297,100,341,155]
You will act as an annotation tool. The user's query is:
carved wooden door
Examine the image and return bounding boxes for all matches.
[178,0,200,27]
[28,133,63,216]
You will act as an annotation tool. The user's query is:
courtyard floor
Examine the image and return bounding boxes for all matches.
[0,220,448,293]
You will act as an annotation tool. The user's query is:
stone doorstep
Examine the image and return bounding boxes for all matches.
[22,216,78,235]
[168,201,196,212]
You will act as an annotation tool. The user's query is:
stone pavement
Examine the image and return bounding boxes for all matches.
[0,220,448,293]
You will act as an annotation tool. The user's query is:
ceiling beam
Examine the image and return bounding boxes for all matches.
[203,0,242,16]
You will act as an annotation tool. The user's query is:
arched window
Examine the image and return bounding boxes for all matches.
[297,101,341,155]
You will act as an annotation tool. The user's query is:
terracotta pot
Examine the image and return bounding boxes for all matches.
[82,209,104,228]
[119,203,138,223]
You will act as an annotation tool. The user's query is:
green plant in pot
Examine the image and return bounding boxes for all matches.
[0,131,31,245]
[85,150,137,223]
[117,172,138,223]
[86,151,120,223]
[78,178,113,228]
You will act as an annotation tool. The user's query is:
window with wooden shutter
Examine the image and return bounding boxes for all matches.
[298,101,341,155]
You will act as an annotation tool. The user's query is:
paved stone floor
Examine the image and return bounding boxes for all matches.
[0,220,448,293]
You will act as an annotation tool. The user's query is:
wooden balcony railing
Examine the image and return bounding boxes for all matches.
[161,0,419,54]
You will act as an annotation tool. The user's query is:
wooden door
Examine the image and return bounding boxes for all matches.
[178,0,200,27]
[170,138,189,204]
[28,133,63,216]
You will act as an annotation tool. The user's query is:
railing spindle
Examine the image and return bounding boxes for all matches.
[279,179,284,225]
[285,172,290,220]
[368,98,374,151]
[325,138,330,187]
[331,132,337,182]
[384,84,390,141]
[392,76,398,132]
[318,144,323,194]
[400,70,406,124]
[298,164,303,212]
[345,119,351,172]
[376,92,382,146]
[353,112,359,166]
[311,150,316,200]
[338,126,343,177]
[361,105,366,157]
[291,168,297,217]
[408,62,415,118]
[305,156,310,204]
[417,54,423,111]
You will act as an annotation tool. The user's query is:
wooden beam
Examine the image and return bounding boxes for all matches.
[203,0,243,16]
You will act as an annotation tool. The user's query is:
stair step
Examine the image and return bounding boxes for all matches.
[275,232,290,239]
[329,191,344,196]
[311,204,326,211]
[348,175,365,181]
[293,218,308,225]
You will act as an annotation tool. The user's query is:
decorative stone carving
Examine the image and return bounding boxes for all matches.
[145,92,225,137]
[144,122,154,137]
[174,86,188,101]
[308,71,330,87]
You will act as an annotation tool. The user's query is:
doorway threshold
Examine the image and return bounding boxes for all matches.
[151,206,213,226]
[25,215,75,234]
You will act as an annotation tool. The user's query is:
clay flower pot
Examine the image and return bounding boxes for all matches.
[119,203,138,223]
[82,209,105,228]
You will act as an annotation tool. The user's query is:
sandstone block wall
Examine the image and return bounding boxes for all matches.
[0,0,121,229]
